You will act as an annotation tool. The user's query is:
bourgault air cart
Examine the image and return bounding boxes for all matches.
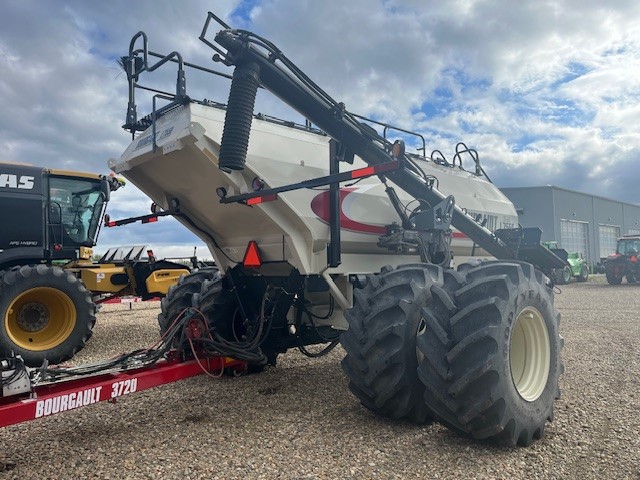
[1,13,565,447]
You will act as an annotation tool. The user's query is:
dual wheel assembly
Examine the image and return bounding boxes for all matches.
[158,261,562,447]
[340,261,563,447]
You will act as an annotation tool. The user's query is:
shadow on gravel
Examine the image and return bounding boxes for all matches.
[0,461,16,472]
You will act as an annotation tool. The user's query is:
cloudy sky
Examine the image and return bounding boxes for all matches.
[1,0,639,258]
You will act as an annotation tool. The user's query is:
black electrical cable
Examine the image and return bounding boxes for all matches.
[406,156,430,183]
[42,310,192,380]
[189,291,273,365]
[1,358,28,387]
[296,297,340,344]
[179,213,239,263]
[301,295,335,321]
[403,198,432,219]
[298,340,339,358]
[33,301,275,383]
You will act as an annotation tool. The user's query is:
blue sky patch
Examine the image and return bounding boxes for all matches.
[511,133,541,153]
[544,99,594,127]
[231,0,262,27]
[550,61,591,89]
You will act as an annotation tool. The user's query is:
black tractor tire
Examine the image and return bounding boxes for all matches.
[195,275,269,369]
[340,264,443,423]
[0,265,95,366]
[194,275,236,340]
[556,266,572,285]
[576,264,589,283]
[158,268,219,334]
[417,261,563,446]
[605,263,623,285]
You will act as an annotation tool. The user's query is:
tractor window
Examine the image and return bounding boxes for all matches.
[617,239,640,255]
[49,177,106,246]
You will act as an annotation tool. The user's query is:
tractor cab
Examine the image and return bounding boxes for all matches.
[49,176,108,248]
[47,173,123,253]
[615,237,640,256]
[0,164,121,265]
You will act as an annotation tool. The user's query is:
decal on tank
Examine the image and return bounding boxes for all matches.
[311,187,386,235]
[311,187,468,238]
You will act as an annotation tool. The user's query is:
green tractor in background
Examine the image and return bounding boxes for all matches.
[543,241,589,285]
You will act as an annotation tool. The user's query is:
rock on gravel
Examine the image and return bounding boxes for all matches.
[1,284,639,479]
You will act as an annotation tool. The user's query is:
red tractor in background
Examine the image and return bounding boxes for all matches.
[604,235,640,284]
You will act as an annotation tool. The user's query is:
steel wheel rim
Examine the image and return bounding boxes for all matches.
[5,287,77,351]
[509,306,551,402]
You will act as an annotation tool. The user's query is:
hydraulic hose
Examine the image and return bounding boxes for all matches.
[218,61,260,171]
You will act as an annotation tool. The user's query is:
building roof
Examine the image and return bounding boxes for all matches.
[501,185,640,209]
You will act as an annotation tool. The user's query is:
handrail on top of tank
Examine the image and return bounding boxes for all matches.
[122,14,489,183]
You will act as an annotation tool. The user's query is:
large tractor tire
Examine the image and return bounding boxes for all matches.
[340,264,443,423]
[0,265,95,366]
[576,264,589,283]
[605,263,623,285]
[158,268,219,334]
[195,275,269,367]
[555,266,572,285]
[417,261,563,446]
[194,275,235,340]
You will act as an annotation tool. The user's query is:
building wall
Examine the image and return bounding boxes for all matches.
[592,198,623,259]
[499,187,556,241]
[622,204,640,234]
[502,186,640,266]
[552,189,597,261]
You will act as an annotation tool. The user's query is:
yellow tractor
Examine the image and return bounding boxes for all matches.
[0,163,190,366]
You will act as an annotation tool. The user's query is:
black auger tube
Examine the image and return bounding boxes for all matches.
[215,30,517,261]
[218,61,260,171]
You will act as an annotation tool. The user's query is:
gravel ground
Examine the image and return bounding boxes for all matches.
[1,282,639,479]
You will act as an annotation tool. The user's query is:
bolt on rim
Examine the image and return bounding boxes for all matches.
[5,287,77,351]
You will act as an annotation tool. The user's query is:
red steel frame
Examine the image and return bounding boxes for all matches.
[0,355,246,428]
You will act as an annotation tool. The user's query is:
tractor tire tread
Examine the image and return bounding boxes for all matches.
[416,261,563,446]
[605,263,623,285]
[0,264,95,366]
[158,268,219,333]
[340,264,442,423]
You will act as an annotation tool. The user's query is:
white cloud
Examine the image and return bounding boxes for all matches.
[236,0,640,199]
[1,0,640,258]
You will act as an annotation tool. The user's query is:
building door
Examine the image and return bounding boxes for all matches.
[598,225,620,259]
[560,220,589,261]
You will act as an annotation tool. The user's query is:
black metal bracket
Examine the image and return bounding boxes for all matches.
[218,160,399,205]
[494,227,567,271]
[327,139,341,268]
[377,196,455,266]
[412,195,455,231]
[105,209,177,228]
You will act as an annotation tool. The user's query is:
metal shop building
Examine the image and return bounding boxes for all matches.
[501,186,640,266]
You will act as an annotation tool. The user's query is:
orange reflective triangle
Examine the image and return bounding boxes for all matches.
[243,241,262,268]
